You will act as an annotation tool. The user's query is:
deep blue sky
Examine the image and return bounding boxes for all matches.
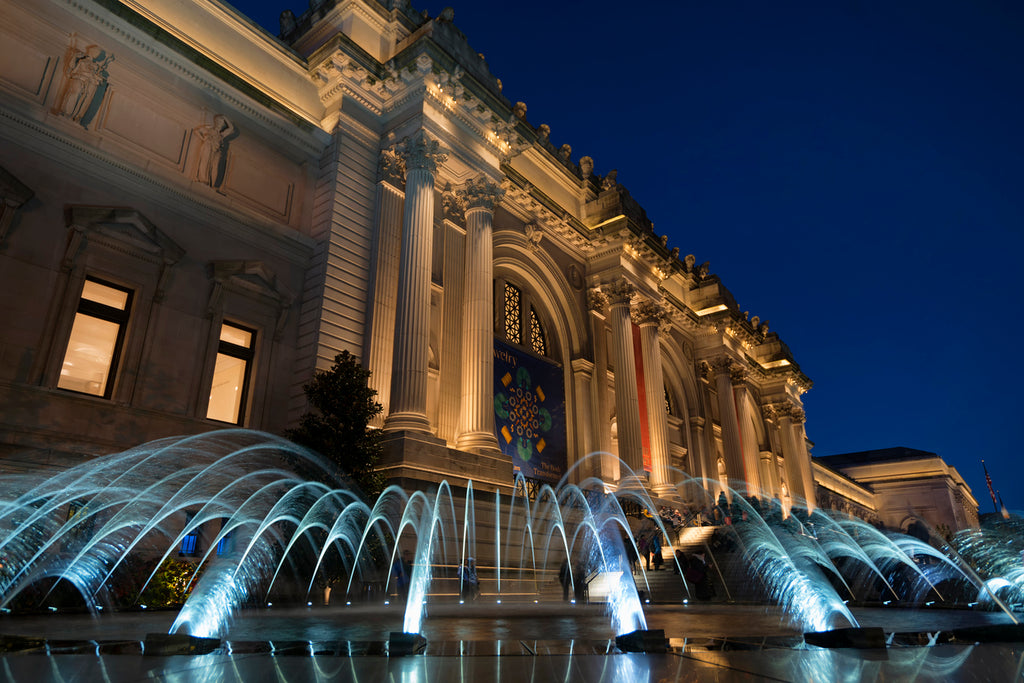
[234,0,1023,512]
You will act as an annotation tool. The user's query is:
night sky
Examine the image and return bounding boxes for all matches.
[232,0,1024,512]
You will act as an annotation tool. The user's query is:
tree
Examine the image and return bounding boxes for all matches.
[286,351,385,498]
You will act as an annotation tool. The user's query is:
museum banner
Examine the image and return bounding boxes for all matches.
[493,339,567,484]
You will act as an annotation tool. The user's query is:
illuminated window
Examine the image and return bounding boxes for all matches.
[58,278,132,398]
[500,280,549,358]
[180,512,199,556]
[530,309,546,355]
[504,282,522,344]
[216,518,233,556]
[206,322,255,424]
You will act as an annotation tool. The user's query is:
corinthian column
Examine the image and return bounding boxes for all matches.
[365,146,405,427]
[455,175,504,452]
[731,371,764,496]
[777,405,807,507]
[605,278,643,481]
[635,299,672,496]
[384,131,446,434]
[790,408,817,513]
[711,358,746,497]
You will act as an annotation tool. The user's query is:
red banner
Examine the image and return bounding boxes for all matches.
[632,323,652,472]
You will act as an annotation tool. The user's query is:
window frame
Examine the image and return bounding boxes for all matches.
[57,276,134,400]
[205,320,257,425]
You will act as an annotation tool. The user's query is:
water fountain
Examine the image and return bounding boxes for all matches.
[0,429,1021,663]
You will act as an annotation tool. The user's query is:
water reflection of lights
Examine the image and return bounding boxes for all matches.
[9,644,1024,682]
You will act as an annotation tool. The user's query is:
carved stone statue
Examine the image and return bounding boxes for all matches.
[523,223,543,250]
[558,144,571,162]
[56,43,114,125]
[684,254,696,270]
[537,124,550,143]
[513,101,527,119]
[601,169,618,191]
[279,10,296,35]
[193,114,235,188]
[579,156,593,179]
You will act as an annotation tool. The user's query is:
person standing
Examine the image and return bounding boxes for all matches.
[458,557,480,601]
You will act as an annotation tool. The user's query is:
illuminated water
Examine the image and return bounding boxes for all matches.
[0,430,1019,642]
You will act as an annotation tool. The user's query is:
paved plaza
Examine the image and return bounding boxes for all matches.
[2,603,1022,681]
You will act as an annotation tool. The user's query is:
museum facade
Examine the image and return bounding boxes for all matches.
[0,0,977,530]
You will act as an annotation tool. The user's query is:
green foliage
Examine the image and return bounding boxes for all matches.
[286,351,385,499]
[138,558,200,608]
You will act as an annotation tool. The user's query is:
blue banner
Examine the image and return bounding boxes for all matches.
[493,340,567,484]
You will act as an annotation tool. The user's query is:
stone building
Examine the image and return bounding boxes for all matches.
[815,448,980,533]
[0,0,859,516]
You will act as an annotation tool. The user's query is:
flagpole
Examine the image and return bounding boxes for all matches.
[982,460,999,514]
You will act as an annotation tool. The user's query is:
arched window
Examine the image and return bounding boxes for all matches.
[498,280,549,358]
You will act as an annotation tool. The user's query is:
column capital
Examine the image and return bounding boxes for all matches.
[571,357,596,376]
[401,130,447,173]
[378,144,406,187]
[708,355,735,377]
[441,182,465,223]
[587,286,608,313]
[632,298,668,328]
[689,415,706,429]
[603,277,635,305]
[458,174,504,211]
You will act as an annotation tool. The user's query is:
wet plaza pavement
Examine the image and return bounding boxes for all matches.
[2,604,1023,681]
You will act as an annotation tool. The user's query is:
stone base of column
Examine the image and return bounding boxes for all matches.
[649,483,680,501]
[455,430,501,455]
[382,411,432,434]
[616,473,651,495]
[377,431,514,492]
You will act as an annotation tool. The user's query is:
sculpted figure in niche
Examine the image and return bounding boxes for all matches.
[194,114,236,188]
[56,43,114,124]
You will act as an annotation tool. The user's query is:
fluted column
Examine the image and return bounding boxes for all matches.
[635,300,672,496]
[365,146,405,427]
[384,131,446,434]
[777,407,806,507]
[790,409,817,513]
[759,405,783,498]
[711,358,746,497]
[687,415,709,502]
[455,175,504,452]
[587,287,616,481]
[605,278,643,480]
[732,374,764,497]
[571,358,596,478]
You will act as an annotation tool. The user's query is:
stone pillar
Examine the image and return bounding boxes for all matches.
[778,407,806,508]
[605,278,643,481]
[688,415,710,502]
[587,287,616,481]
[790,409,817,514]
[571,358,596,477]
[365,146,405,427]
[455,175,504,452]
[635,300,672,496]
[759,404,783,499]
[384,131,446,434]
[711,358,746,498]
[732,374,764,497]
